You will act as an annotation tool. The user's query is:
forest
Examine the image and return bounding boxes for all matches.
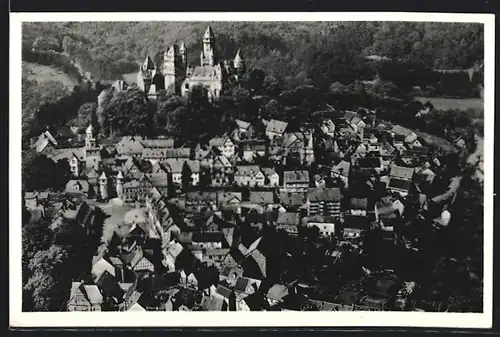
[22,21,484,94]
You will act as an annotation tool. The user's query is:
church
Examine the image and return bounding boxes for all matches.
[136,25,246,100]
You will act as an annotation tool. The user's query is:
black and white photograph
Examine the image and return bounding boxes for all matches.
[10,12,494,328]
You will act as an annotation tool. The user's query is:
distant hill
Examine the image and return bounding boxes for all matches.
[22,21,484,88]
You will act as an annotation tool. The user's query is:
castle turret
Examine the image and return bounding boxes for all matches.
[99,171,108,201]
[179,41,187,67]
[116,171,124,200]
[233,49,245,73]
[138,55,156,93]
[201,26,216,66]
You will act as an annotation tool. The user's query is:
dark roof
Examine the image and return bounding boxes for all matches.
[96,271,125,301]
[343,215,370,230]
[192,232,224,243]
[308,188,342,202]
[388,178,412,192]
[358,157,381,168]
[279,192,307,206]
[234,277,251,293]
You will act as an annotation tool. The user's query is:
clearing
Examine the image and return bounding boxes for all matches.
[414,96,483,116]
[23,61,78,90]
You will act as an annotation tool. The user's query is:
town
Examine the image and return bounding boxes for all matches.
[22,25,483,313]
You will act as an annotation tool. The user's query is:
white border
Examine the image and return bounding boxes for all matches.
[10,12,495,328]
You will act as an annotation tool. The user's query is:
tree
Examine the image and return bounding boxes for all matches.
[103,86,150,136]
[74,102,98,132]
[181,161,192,191]
[22,149,68,192]
[262,75,281,97]
[243,68,266,93]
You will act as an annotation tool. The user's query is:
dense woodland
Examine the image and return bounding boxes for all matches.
[23,22,484,92]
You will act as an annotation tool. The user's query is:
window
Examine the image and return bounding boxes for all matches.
[185,83,189,89]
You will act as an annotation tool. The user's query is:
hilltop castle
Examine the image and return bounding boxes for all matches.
[136,26,246,100]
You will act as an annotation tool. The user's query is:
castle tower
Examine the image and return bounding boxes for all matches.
[163,45,178,94]
[116,171,124,200]
[138,55,156,93]
[85,124,96,149]
[179,41,187,68]
[233,49,245,73]
[99,171,108,201]
[201,25,216,66]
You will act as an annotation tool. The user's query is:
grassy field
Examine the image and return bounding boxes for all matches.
[23,61,78,90]
[414,96,483,116]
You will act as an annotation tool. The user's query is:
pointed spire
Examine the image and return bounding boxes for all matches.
[179,41,186,53]
[117,171,124,179]
[234,49,244,69]
[86,124,94,134]
[203,25,215,40]
[143,55,155,70]
[99,171,107,180]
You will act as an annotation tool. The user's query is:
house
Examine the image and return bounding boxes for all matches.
[282,131,314,165]
[404,132,419,145]
[130,247,157,273]
[261,167,280,187]
[320,119,336,137]
[67,282,103,311]
[454,136,466,149]
[307,187,342,217]
[279,191,307,209]
[341,215,370,240]
[201,247,231,268]
[331,160,350,188]
[185,191,218,214]
[266,284,289,307]
[389,165,415,181]
[388,165,415,196]
[185,160,201,186]
[379,143,396,168]
[69,152,84,177]
[283,170,310,193]
[415,166,436,184]
[249,191,275,206]
[164,158,186,185]
[357,157,383,173]
[116,136,145,156]
[265,119,288,140]
[242,141,266,162]
[235,119,251,133]
[24,191,42,210]
[217,192,243,209]
[234,165,265,187]
[209,137,235,158]
[375,199,405,229]
[32,130,58,153]
[192,232,224,250]
[213,155,233,174]
[65,179,91,196]
[307,215,336,238]
[142,138,175,149]
[276,212,300,235]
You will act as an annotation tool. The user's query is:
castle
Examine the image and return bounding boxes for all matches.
[136,26,246,100]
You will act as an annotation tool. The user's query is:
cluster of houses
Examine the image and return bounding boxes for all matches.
[26,107,459,312]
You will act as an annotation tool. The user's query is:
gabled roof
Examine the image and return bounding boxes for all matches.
[389,165,415,180]
[388,178,412,192]
[266,119,288,135]
[283,170,309,184]
[235,165,262,177]
[308,187,342,202]
[279,192,307,206]
[249,191,274,205]
[143,55,155,70]
[343,215,370,230]
[266,284,289,302]
[209,137,232,148]
[332,160,351,176]
[276,212,300,225]
[235,119,250,130]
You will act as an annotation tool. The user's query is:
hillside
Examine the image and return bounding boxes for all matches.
[22,21,484,88]
[23,61,77,91]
